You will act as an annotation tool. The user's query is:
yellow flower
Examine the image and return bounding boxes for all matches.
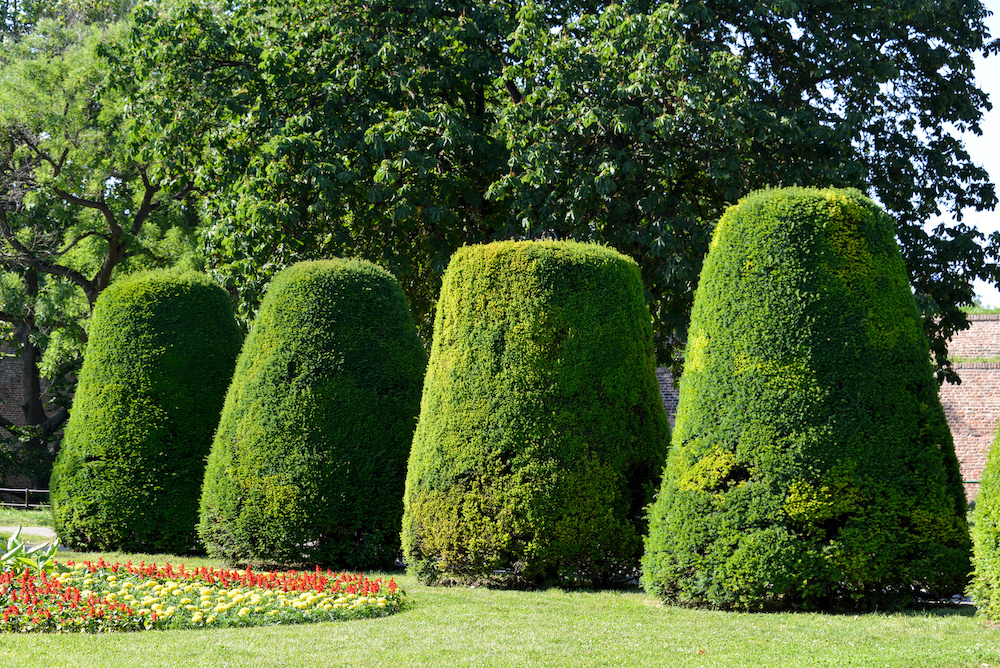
[191,612,203,623]
[206,615,216,624]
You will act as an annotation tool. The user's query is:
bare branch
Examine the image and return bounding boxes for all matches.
[56,230,108,256]
[0,414,22,437]
[40,407,69,437]
[505,79,523,104]
[52,187,120,233]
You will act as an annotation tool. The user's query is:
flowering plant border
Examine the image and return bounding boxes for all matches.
[1,559,405,633]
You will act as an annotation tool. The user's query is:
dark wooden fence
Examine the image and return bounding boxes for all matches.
[0,487,49,509]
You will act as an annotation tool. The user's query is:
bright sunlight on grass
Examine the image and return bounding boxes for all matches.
[0,507,53,528]
[0,546,997,667]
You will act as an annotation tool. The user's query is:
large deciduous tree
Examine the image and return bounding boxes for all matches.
[112,0,999,377]
[0,17,199,484]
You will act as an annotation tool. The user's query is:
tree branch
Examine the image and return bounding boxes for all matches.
[40,407,69,437]
[56,230,108,256]
[0,209,99,301]
[504,79,523,104]
[52,187,120,233]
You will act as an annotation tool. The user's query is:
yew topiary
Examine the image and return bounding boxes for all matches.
[198,259,426,569]
[970,431,1000,619]
[401,240,670,587]
[642,187,970,610]
[50,270,242,554]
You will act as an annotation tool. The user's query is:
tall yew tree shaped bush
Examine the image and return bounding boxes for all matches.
[198,259,425,569]
[50,270,242,554]
[970,431,1000,619]
[642,187,970,610]
[402,241,669,587]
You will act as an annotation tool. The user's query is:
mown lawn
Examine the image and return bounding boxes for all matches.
[0,545,997,668]
[0,507,53,527]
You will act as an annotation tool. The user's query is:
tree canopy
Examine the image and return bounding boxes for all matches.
[0,17,200,481]
[108,0,999,375]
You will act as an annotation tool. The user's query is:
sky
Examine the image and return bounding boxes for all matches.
[958,0,1000,305]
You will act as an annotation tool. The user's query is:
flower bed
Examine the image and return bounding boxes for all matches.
[0,559,405,633]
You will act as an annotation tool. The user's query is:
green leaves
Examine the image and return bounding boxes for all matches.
[642,188,970,611]
[112,0,998,374]
[402,241,670,588]
[1,527,70,576]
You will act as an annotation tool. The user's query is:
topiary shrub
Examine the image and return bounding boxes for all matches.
[50,269,242,554]
[970,431,1000,619]
[642,187,970,611]
[198,259,426,569]
[401,240,670,588]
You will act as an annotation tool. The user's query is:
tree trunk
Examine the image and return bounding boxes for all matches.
[17,268,53,488]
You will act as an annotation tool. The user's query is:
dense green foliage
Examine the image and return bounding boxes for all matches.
[50,270,241,554]
[109,0,998,379]
[402,241,669,587]
[642,187,971,611]
[0,18,202,482]
[199,259,426,570]
[970,429,1000,619]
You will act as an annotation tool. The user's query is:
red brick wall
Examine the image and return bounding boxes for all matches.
[939,363,1000,500]
[939,314,1000,501]
[656,314,1000,502]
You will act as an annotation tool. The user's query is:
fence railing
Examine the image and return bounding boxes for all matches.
[0,487,49,509]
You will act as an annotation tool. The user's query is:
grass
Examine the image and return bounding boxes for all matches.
[961,306,1000,314]
[0,506,53,527]
[0,545,997,667]
[950,355,1000,364]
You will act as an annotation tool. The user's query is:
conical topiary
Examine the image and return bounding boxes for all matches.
[50,269,242,554]
[402,240,670,587]
[198,259,426,569]
[970,431,1000,618]
[642,187,970,610]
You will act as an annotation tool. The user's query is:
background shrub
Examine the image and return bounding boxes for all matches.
[642,187,970,611]
[402,240,670,588]
[970,430,1000,618]
[50,270,242,554]
[198,259,425,569]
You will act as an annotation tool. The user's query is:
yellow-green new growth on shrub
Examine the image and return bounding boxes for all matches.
[970,430,1000,618]
[199,259,426,569]
[51,270,242,554]
[642,187,970,610]
[402,240,670,587]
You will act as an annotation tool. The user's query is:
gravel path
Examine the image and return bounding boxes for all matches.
[0,526,56,538]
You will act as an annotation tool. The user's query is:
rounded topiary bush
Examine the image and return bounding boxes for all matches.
[50,269,242,554]
[642,187,970,611]
[970,431,1000,619]
[198,259,426,569]
[401,240,670,588]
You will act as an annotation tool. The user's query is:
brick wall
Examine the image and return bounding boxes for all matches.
[939,314,1000,501]
[655,367,679,429]
[656,314,1000,502]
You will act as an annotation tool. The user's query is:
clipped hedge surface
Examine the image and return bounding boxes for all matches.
[402,240,670,588]
[642,187,970,611]
[971,431,1000,619]
[51,270,242,554]
[199,259,426,570]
